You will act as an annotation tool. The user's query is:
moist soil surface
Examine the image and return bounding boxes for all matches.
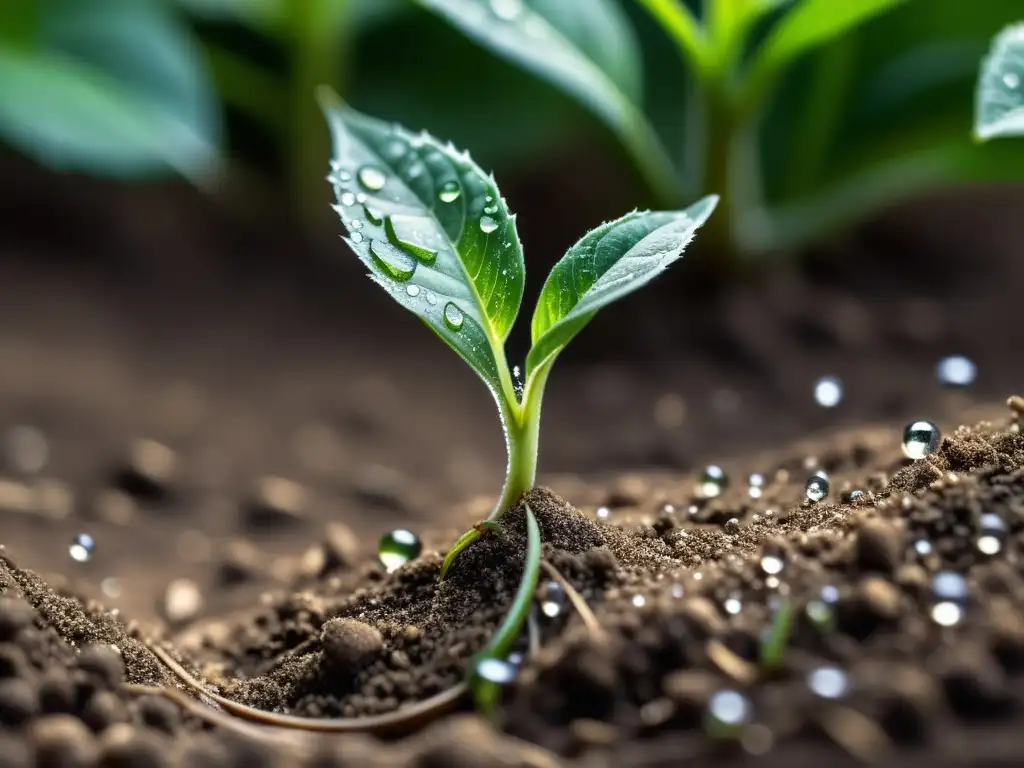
[2,164,1024,765]
[3,402,1024,767]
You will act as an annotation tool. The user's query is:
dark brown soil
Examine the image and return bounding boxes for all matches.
[3,400,1024,766]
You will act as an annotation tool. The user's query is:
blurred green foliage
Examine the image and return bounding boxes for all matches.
[1,0,1020,256]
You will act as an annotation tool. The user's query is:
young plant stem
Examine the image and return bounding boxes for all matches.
[698,88,741,271]
[469,502,542,715]
[760,597,795,671]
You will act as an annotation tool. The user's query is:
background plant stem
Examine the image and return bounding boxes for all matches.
[290,0,346,230]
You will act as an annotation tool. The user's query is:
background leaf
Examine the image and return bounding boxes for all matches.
[976,23,1024,140]
[413,0,678,202]
[527,196,717,376]
[0,0,220,180]
[748,0,908,83]
[322,98,524,403]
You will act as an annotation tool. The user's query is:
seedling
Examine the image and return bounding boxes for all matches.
[319,89,716,706]
[975,23,1024,141]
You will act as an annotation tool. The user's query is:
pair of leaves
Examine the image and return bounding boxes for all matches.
[976,23,1024,140]
[0,0,220,181]
[321,95,716,411]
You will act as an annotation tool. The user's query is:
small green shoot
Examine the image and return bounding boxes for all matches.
[975,23,1024,141]
[759,597,795,672]
[321,93,716,710]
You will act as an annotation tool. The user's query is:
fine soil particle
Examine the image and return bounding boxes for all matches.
[2,401,1024,766]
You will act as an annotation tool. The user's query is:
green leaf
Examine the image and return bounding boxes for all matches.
[976,23,1024,140]
[0,50,217,181]
[750,0,908,81]
[0,0,220,180]
[526,196,717,376]
[413,0,678,202]
[321,95,524,408]
[633,0,708,75]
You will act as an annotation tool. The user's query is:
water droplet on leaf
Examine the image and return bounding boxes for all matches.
[406,285,421,298]
[1003,72,1021,89]
[369,239,416,281]
[358,166,387,191]
[490,0,523,20]
[479,216,499,234]
[340,192,356,207]
[438,180,461,203]
[443,302,464,331]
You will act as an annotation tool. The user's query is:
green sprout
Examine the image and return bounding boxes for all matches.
[975,22,1024,141]
[759,597,794,672]
[321,90,716,705]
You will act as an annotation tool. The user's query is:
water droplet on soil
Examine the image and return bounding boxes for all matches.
[699,465,728,498]
[471,655,517,685]
[539,581,566,618]
[902,420,941,460]
[760,554,784,575]
[378,529,421,572]
[914,539,934,556]
[937,355,976,388]
[813,376,843,408]
[977,513,1006,555]
[930,571,968,626]
[805,472,829,503]
[706,689,751,730]
[358,166,387,191]
[808,667,848,699]
[747,473,764,499]
[724,595,743,615]
[595,506,610,521]
[70,533,95,563]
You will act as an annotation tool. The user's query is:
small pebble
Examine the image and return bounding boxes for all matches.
[78,644,125,689]
[320,618,384,671]
[29,715,98,768]
[115,439,177,500]
[161,579,203,625]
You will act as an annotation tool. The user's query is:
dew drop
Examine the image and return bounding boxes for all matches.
[631,594,646,608]
[443,302,464,331]
[699,465,728,498]
[670,583,685,599]
[438,180,461,203]
[369,239,415,281]
[724,595,743,615]
[936,355,976,388]
[479,215,499,234]
[483,203,499,215]
[340,191,356,207]
[378,529,421,572]
[820,585,840,604]
[350,232,363,244]
[386,140,407,159]
[406,285,421,298]
[805,472,829,503]
[595,506,611,521]
[1004,72,1021,89]
[914,539,934,556]
[848,490,865,501]
[490,0,523,21]
[350,219,363,230]
[813,376,843,408]
[70,533,95,563]
[808,667,848,699]
[539,581,566,618]
[424,291,437,306]
[358,166,387,191]
[902,420,941,460]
